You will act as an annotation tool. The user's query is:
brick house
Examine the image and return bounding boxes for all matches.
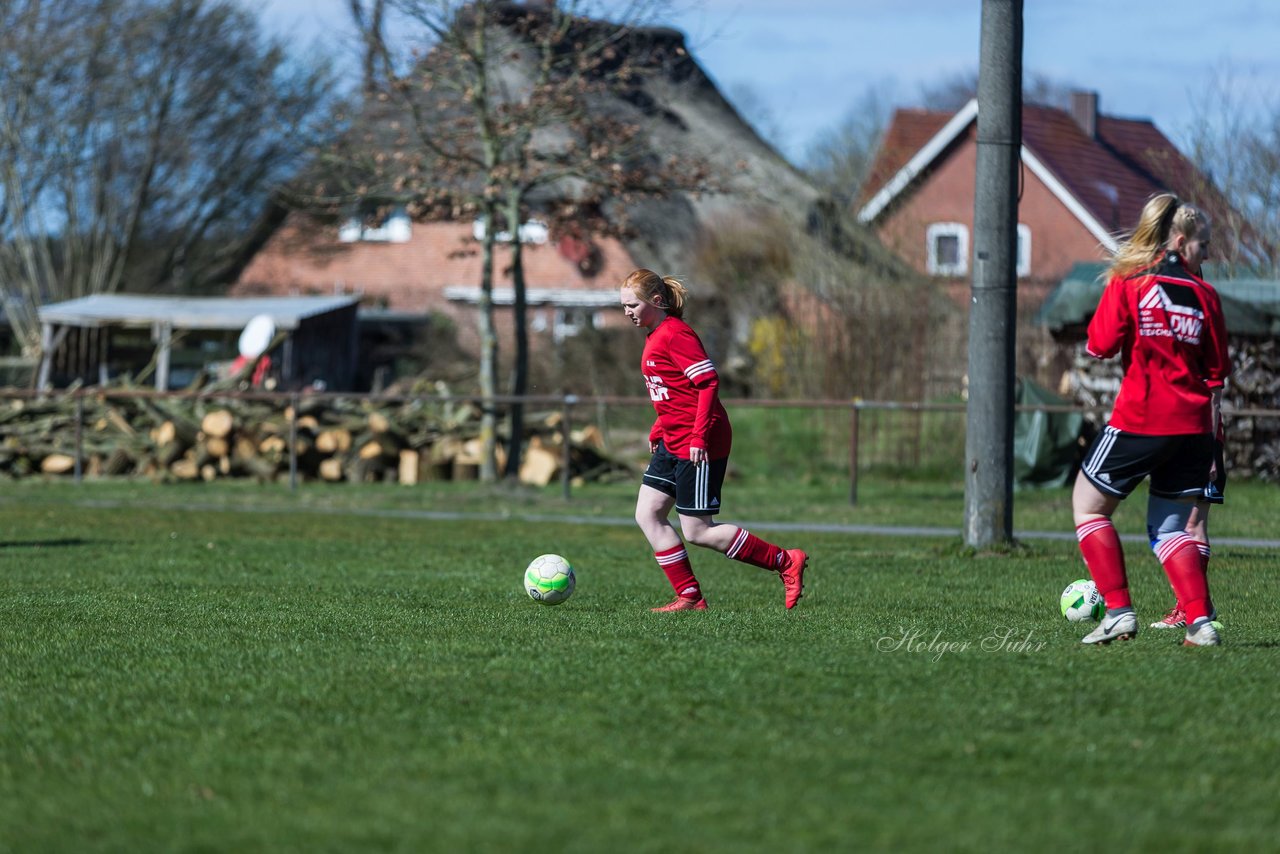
[233,215,639,360]
[855,91,1235,385]
[856,91,1230,307]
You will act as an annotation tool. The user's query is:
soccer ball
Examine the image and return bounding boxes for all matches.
[1060,578,1104,622]
[524,554,576,605]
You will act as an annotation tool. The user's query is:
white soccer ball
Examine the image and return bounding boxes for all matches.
[1060,578,1104,622]
[524,554,576,605]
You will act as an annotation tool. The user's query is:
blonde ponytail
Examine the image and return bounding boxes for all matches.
[1108,193,1208,279]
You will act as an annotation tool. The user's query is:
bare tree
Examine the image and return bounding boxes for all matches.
[803,82,896,207]
[0,0,337,360]
[330,0,719,481]
[805,70,1080,205]
[1181,64,1280,277]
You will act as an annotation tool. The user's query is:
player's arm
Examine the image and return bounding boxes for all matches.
[669,328,719,462]
[1201,287,1232,390]
[687,376,719,464]
[1085,277,1128,360]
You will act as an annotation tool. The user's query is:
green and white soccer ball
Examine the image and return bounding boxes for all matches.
[1060,578,1104,622]
[524,554,576,605]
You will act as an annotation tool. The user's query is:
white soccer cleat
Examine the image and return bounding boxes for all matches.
[1081,611,1138,645]
[1183,620,1222,647]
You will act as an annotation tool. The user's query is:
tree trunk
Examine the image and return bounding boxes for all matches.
[476,198,499,483]
[504,189,529,480]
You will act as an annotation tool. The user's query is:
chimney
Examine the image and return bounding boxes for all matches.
[1070,90,1098,139]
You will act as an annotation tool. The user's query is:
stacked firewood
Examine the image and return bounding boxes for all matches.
[1059,338,1280,481]
[0,392,634,486]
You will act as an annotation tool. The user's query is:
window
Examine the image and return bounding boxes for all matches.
[926,222,969,276]
[1017,223,1032,278]
[471,217,549,244]
[339,206,411,243]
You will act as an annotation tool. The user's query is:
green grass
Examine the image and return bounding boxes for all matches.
[2,479,1278,852]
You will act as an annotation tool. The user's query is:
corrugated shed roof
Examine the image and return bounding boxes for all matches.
[38,294,359,330]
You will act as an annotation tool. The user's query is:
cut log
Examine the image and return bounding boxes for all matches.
[519,444,560,486]
[573,424,606,451]
[201,410,235,439]
[258,435,287,456]
[398,448,420,485]
[153,418,199,447]
[104,405,136,436]
[319,457,345,481]
[171,457,200,480]
[358,440,388,461]
[233,436,258,461]
[205,436,230,458]
[316,428,353,454]
[40,453,77,474]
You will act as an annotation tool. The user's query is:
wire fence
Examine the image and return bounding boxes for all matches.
[8,388,1276,502]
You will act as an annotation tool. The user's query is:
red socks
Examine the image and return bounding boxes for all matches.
[654,544,700,599]
[655,528,784,600]
[725,528,784,571]
[1156,533,1212,624]
[1076,518,1130,610]
[1196,542,1211,574]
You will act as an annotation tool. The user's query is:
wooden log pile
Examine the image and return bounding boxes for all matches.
[1059,338,1280,482]
[0,392,636,486]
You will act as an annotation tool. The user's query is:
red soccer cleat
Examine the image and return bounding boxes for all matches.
[650,595,708,612]
[1150,606,1186,629]
[780,548,808,609]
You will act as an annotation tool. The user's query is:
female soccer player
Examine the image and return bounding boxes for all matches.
[620,268,808,611]
[1149,425,1225,631]
[1072,194,1230,647]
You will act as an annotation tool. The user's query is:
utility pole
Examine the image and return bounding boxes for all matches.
[964,0,1022,548]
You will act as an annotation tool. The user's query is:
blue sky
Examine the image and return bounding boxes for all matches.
[259,0,1280,163]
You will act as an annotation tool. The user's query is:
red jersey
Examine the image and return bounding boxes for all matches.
[1087,252,1231,435]
[641,316,732,458]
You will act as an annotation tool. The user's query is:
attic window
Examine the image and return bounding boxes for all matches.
[339,206,412,244]
[926,222,968,276]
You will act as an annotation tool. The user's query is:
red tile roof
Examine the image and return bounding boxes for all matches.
[857,109,953,210]
[859,98,1238,253]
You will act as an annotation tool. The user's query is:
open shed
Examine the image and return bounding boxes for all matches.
[36,294,360,391]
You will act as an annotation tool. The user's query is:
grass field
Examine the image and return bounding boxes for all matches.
[2,477,1278,852]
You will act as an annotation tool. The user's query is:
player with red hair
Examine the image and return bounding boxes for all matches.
[620,268,809,611]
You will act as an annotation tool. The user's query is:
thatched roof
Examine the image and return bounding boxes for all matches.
[318,2,920,289]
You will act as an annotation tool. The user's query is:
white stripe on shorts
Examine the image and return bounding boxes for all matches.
[1085,425,1121,478]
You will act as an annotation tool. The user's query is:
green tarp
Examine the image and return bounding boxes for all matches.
[1014,378,1083,489]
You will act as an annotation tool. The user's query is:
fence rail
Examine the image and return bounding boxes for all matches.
[4,388,1278,503]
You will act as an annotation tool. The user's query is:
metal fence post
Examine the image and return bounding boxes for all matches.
[74,390,84,484]
[561,394,577,500]
[849,400,860,506]
[288,392,299,492]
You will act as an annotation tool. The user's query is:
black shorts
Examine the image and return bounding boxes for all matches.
[642,440,727,516]
[1081,426,1214,500]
